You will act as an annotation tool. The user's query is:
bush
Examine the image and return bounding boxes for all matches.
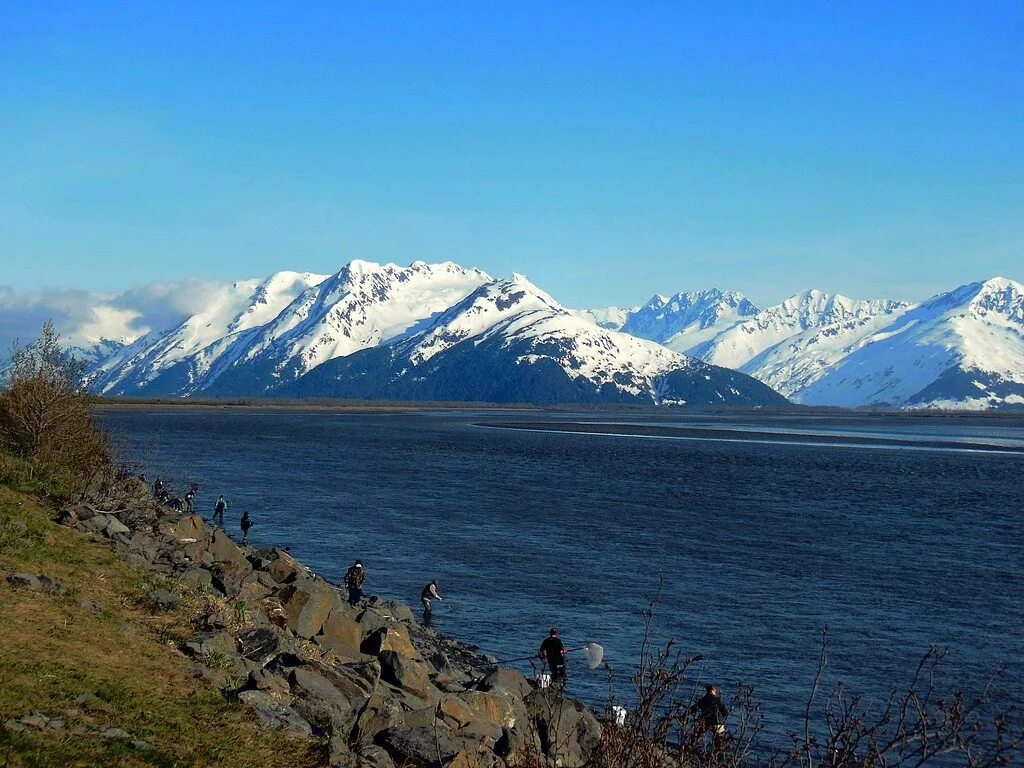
[0,321,110,500]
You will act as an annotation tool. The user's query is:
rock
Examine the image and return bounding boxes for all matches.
[208,529,247,564]
[37,575,67,595]
[357,745,397,768]
[210,559,255,599]
[525,689,602,768]
[361,626,419,659]
[354,693,405,747]
[262,549,304,584]
[104,517,130,537]
[461,691,523,730]
[289,660,380,736]
[6,573,41,590]
[378,651,436,702]
[179,567,214,591]
[78,513,111,534]
[278,582,337,639]
[237,627,280,662]
[447,748,505,768]
[380,600,415,624]
[438,696,477,728]
[76,599,102,613]
[374,725,464,767]
[316,611,363,658]
[247,667,292,699]
[477,668,532,701]
[238,690,312,738]
[236,580,271,605]
[147,589,181,611]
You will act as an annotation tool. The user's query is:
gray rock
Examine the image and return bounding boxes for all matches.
[37,575,67,595]
[374,725,465,766]
[179,567,213,590]
[6,573,41,590]
[238,690,313,738]
[237,627,279,662]
[147,589,181,611]
[105,517,130,537]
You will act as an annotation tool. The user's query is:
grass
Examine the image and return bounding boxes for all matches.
[0,484,323,768]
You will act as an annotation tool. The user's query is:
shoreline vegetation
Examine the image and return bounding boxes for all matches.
[1,325,1022,767]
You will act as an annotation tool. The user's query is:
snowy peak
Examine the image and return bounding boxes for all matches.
[621,288,759,354]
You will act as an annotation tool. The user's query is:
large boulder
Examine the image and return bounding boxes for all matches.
[238,690,312,738]
[374,725,466,767]
[477,668,532,700]
[261,549,305,584]
[289,660,380,737]
[361,625,419,659]
[525,689,602,768]
[354,693,405,747]
[316,611,364,658]
[278,581,338,639]
[462,690,524,731]
[378,651,436,703]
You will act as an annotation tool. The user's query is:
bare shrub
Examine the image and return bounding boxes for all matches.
[0,321,110,499]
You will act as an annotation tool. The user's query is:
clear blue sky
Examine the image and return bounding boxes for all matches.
[2,2,1021,308]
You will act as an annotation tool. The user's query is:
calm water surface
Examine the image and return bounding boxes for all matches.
[99,408,1024,740]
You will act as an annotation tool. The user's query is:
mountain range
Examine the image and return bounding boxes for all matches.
[9,261,1022,409]
[594,277,1024,409]
[71,261,783,408]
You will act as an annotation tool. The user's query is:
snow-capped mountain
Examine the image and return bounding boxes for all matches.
[621,289,760,356]
[699,289,910,371]
[602,278,1023,409]
[785,277,1024,409]
[281,275,786,406]
[90,271,329,395]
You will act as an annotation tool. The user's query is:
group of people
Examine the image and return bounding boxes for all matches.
[148,481,730,755]
[150,480,253,544]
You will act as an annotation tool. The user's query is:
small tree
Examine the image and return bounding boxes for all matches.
[0,321,109,498]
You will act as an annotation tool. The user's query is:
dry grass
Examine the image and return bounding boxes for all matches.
[0,484,323,768]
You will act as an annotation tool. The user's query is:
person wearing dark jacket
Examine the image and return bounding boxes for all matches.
[420,580,443,624]
[345,561,365,606]
[240,511,253,544]
[539,628,568,683]
[213,495,227,525]
[688,684,729,753]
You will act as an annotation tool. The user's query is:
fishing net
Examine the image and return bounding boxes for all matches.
[582,642,604,669]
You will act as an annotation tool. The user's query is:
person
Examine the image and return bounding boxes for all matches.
[688,684,729,755]
[421,580,443,623]
[344,560,365,606]
[170,495,184,512]
[184,488,196,513]
[153,477,164,496]
[240,510,253,545]
[539,628,568,683]
[213,495,227,525]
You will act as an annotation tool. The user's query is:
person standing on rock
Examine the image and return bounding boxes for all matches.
[240,510,253,545]
[539,628,568,684]
[184,487,196,513]
[345,560,365,605]
[420,580,443,623]
[153,477,164,497]
[213,495,227,525]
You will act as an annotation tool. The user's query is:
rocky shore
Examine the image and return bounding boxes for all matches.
[52,476,603,768]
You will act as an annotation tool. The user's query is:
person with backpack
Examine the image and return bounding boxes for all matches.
[344,560,365,606]
[213,495,227,525]
[420,580,443,623]
[240,510,253,545]
[539,628,568,684]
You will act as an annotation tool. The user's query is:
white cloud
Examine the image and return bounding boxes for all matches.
[0,278,233,352]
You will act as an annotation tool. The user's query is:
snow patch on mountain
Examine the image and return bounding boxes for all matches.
[622,289,760,356]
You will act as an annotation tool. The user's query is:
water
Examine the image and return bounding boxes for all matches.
[99,407,1024,743]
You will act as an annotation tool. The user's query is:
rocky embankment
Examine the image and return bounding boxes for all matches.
[54,477,602,768]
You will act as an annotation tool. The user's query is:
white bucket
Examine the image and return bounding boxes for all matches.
[538,672,552,689]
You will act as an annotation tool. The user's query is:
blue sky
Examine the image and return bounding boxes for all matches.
[2,2,1021,308]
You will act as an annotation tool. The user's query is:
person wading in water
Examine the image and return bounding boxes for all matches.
[213,495,227,526]
[539,628,568,685]
[240,510,253,545]
[688,684,729,756]
[345,560,365,606]
[420,580,443,624]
